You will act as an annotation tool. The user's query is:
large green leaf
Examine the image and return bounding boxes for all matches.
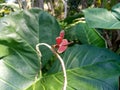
[0,8,60,90]
[65,23,106,47]
[83,5,120,29]
[41,44,119,90]
[38,11,61,65]
[26,60,120,90]
[0,8,41,90]
[49,44,120,73]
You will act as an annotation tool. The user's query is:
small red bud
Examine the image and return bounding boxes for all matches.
[54,30,72,53]
[59,30,65,39]
[56,37,62,45]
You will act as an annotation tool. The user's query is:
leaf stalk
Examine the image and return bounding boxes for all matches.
[36,43,67,90]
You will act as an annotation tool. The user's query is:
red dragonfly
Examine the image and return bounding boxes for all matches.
[54,30,73,53]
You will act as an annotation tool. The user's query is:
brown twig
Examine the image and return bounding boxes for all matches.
[103,30,112,49]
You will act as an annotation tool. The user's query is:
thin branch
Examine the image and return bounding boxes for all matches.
[37,0,44,9]
[62,0,67,18]
[104,31,112,49]
[25,0,32,9]
[17,0,22,9]
[31,0,34,7]
[36,43,67,90]
[49,0,55,16]
[36,44,42,78]
[33,74,38,90]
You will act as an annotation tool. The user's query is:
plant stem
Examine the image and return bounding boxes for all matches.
[62,0,67,18]
[17,0,22,9]
[36,44,42,78]
[33,74,38,90]
[103,30,112,49]
[36,43,67,90]
[31,0,34,7]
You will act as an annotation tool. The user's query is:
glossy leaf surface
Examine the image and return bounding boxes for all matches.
[27,60,120,90]
[0,8,41,90]
[66,23,106,47]
[46,44,120,90]
[83,5,120,29]
[0,8,60,90]
[49,44,120,73]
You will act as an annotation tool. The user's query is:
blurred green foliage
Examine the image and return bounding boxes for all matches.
[0,0,5,3]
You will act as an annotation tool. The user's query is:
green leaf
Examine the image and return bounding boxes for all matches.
[29,44,120,90]
[0,8,61,90]
[38,11,61,66]
[66,23,106,47]
[0,8,41,90]
[26,60,120,90]
[49,44,120,73]
[112,3,120,20]
[83,7,120,29]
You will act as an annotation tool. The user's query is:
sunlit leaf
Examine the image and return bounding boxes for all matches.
[0,8,62,90]
[26,60,120,90]
[83,6,120,29]
[66,23,106,47]
[49,44,120,73]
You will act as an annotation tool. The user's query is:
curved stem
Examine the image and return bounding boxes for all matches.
[36,44,42,78]
[36,43,67,90]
